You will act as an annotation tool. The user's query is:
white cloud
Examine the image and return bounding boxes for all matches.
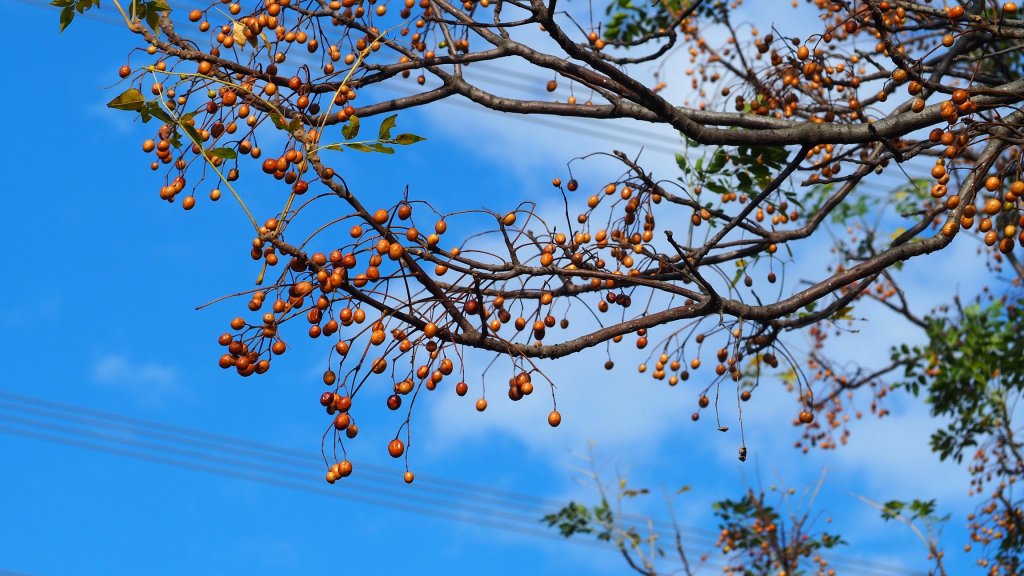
[88,101,137,135]
[92,353,183,402]
[425,347,691,457]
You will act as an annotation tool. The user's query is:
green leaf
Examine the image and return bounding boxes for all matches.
[50,0,73,7]
[729,265,745,288]
[107,88,145,111]
[180,122,202,146]
[59,6,75,31]
[705,180,728,196]
[206,147,238,160]
[393,133,425,145]
[378,114,398,140]
[344,142,373,152]
[736,171,752,191]
[542,502,594,538]
[830,306,855,321]
[707,148,727,173]
[908,499,938,519]
[146,104,174,124]
[342,116,360,140]
[145,8,160,31]
[880,500,905,521]
[148,0,169,11]
[370,143,395,154]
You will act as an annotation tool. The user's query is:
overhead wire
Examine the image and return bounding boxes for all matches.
[0,390,706,538]
[0,393,706,571]
[0,390,924,576]
[0,390,574,515]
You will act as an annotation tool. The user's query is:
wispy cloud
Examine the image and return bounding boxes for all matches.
[86,101,137,135]
[92,353,182,402]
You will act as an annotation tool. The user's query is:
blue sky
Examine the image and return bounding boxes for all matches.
[0,2,993,575]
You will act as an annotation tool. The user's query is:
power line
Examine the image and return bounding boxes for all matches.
[0,390,922,576]
[0,390,567,513]
[0,391,692,536]
[0,401,710,573]
[1,422,627,547]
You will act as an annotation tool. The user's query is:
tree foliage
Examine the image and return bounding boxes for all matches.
[543,456,851,576]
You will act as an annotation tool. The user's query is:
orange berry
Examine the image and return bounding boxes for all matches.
[548,410,561,427]
[985,198,1003,215]
[388,438,405,458]
[338,460,352,476]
